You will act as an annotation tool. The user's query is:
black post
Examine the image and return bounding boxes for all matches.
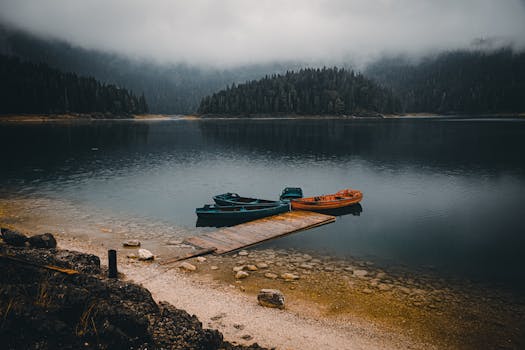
[108,249,117,278]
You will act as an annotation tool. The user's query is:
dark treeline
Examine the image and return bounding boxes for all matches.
[198,68,400,115]
[367,49,525,114]
[0,55,148,115]
[0,25,300,114]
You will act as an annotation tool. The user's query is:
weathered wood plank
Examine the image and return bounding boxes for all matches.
[184,211,336,255]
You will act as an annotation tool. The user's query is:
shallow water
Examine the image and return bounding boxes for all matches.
[1,117,525,292]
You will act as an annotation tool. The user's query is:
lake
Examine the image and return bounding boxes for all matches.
[2,117,525,293]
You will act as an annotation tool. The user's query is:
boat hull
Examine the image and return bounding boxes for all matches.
[291,189,363,211]
[196,202,290,220]
[213,193,279,206]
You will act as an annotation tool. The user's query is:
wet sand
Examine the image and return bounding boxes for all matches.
[1,195,524,349]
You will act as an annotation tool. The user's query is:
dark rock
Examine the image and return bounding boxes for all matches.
[1,228,28,246]
[28,233,57,248]
[0,244,269,350]
[257,289,285,309]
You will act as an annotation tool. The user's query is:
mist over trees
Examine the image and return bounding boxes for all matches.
[198,68,400,116]
[0,55,148,115]
[367,49,525,114]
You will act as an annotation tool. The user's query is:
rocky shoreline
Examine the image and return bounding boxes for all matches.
[0,229,266,350]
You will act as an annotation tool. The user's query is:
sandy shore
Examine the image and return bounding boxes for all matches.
[1,196,524,349]
[56,236,430,350]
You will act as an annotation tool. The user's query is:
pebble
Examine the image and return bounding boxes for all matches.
[281,273,300,281]
[299,263,314,270]
[264,272,278,279]
[100,228,112,233]
[353,269,368,278]
[166,240,183,245]
[210,265,219,270]
[362,288,373,294]
[122,239,141,247]
[233,323,245,330]
[241,334,253,341]
[233,266,245,272]
[126,253,137,259]
[246,265,258,271]
[235,271,249,279]
[378,283,392,291]
[138,248,154,261]
[238,250,249,256]
[179,262,197,271]
[257,289,285,309]
[256,262,269,269]
[196,256,207,262]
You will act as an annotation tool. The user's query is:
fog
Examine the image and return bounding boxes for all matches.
[1,0,524,67]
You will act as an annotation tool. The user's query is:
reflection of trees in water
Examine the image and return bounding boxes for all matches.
[198,119,525,171]
[1,122,150,179]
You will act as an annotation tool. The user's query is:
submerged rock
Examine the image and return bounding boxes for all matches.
[1,228,28,247]
[257,289,285,309]
[28,233,57,249]
[281,273,300,281]
[138,248,154,261]
[235,271,249,279]
[264,273,278,279]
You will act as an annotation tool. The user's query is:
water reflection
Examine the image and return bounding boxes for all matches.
[2,118,525,292]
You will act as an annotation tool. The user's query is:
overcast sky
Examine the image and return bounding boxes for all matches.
[1,0,524,67]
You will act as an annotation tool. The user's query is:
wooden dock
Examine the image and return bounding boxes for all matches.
[184,211,336,254]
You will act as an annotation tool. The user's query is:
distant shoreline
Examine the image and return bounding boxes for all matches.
[1,112,524,123]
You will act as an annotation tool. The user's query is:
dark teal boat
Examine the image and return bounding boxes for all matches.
[280,187,303,200]
[213,193,279,206]
[196,202,290,220]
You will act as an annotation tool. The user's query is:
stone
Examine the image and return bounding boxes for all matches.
[210,265,219,270]
[246,265,258,271]
[238,250,249,256]
[299,263,314,270]
[138,249,154,261]
[281,273,299,281]
[235,271,249,279]
[1,228,28,247]
[362,288,373,294]
[241,334,253,341]
[264,272,278,279]
[233,323,245,330]
[256,262,268,269]
[378,283,392,291]
[324,266,335,272]
[28,233,57,248]
[179,262,197,271]
[257,289,285,309]
[122,239,141,247]
[353,269,369,278]
[100,228,113,233]
[166,240,183,245]
[233,266,245,272]
[196,256,207,262]
[376,272,387,279]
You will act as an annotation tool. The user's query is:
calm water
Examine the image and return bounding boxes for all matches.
[2,118,525,291]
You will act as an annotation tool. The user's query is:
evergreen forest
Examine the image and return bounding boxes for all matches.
[0,55,148,115]
[198,68,400,115]
[367,49,525,113]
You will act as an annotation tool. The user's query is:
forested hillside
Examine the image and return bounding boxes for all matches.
[367,49,525,113]
[198,68,400,116]
[0,25,300,114]
[0,55,148,115]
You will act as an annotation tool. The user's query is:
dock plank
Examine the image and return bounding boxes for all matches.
[183,211,335,254]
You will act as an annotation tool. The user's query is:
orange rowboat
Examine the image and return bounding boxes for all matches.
[290,188,363,211]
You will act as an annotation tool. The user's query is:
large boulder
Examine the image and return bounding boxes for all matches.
[28,233,57,248]
[1,228,28,246]
[257,289,285,309]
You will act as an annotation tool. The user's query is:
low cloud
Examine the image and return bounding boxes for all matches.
[1,0,524,67]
